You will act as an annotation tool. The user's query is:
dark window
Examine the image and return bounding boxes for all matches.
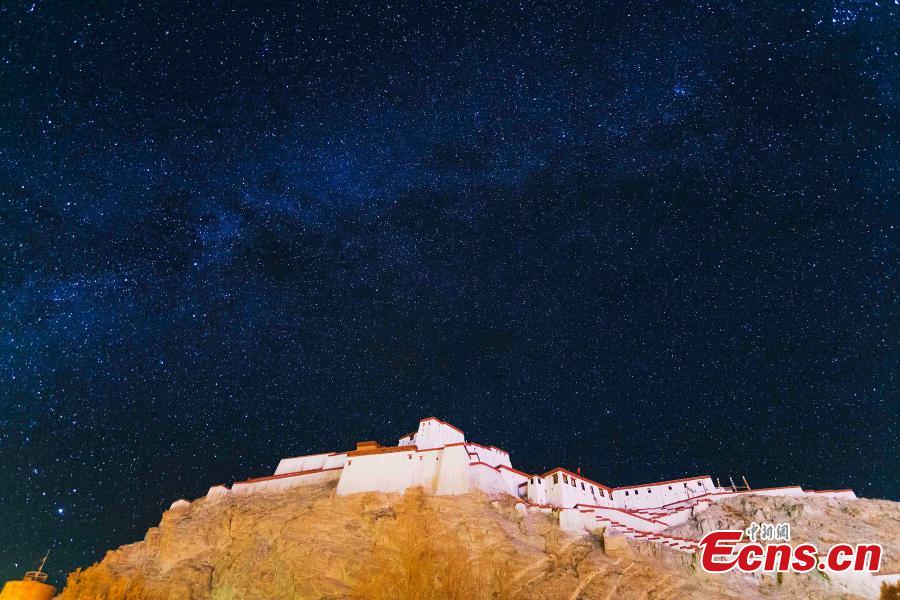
[684,483,688,488]
[668,486,672,490]
[648,489,652,494]
[625,491,629,496]
[553,474,558,484]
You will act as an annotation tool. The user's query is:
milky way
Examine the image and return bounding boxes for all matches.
[1,0,897,583]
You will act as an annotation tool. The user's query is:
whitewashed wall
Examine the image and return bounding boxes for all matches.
[497,466,528,497]
[336,446,460,495]
[274,452,347,475]
[274,453,328,475]
[468,462,513,495]
[434,444,472,495]
[612,477,716,509]
[231,468,341,496]
[526,477,549,505]
[466,444,511,469]
[543,470,614,508]
[413,418,466,450]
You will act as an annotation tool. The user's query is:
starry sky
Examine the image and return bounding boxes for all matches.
[1,0,898,585]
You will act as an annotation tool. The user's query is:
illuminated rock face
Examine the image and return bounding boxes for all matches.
[170,416,856,513]
[0,579,56,600]
[53,417,886,600]
[60,482,899,600]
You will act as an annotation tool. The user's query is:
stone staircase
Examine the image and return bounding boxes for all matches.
[598,515,700,553]
[572,504,702,554]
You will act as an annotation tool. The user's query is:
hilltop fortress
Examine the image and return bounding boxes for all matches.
[171,417,855,552]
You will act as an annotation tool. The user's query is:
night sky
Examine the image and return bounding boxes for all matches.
[1,0,898,585]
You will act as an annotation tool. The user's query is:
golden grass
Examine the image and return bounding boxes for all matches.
[59,490,525,599]
[57,565,163,600]
[349,489,519,600]
[882,581,900,600]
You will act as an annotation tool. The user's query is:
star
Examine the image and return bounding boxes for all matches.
[0,0,895,586]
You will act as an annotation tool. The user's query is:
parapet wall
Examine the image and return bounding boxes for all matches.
[275,452,346,475]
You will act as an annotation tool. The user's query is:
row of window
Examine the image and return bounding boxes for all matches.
[622,481,705,496]
[528,474,707,498]
[530,473,610,498]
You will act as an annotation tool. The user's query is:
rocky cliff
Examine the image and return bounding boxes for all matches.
[57,482,899,599]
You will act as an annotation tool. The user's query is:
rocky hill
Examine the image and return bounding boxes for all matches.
[57,482,899,599]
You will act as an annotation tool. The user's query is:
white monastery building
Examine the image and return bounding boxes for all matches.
[164,417,899,597]
[170,417,857,551]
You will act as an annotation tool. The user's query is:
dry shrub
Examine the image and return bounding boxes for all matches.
[350,489,518,600]
[882,581,900,600]
[58,565,163,600]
